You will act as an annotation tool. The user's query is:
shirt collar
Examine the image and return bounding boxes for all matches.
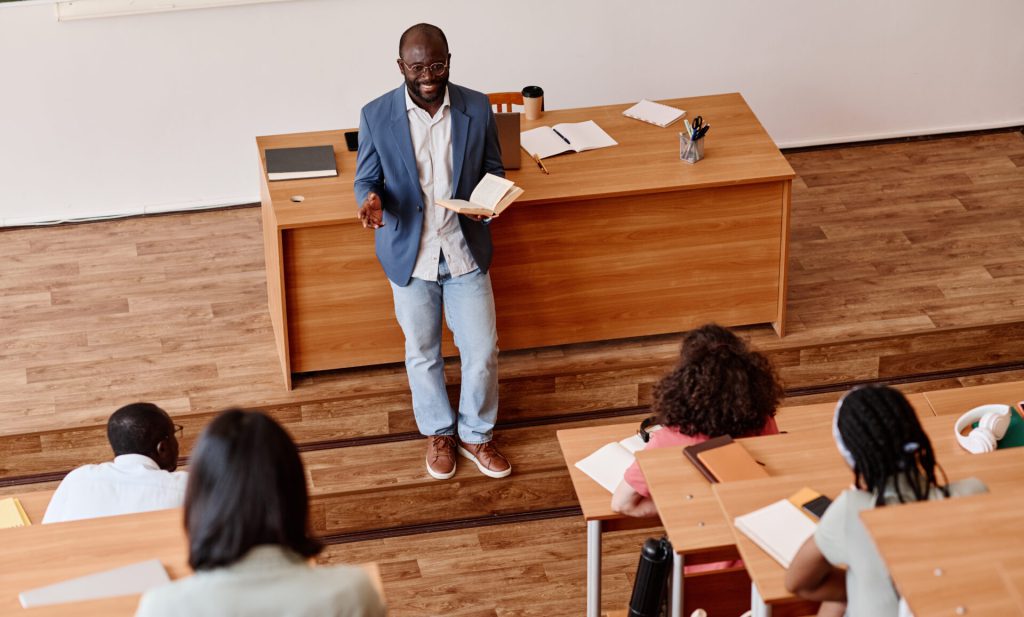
[113,453,161,470]
[404,85,450,117]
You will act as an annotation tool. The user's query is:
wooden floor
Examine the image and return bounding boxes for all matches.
[2,129,1024,615]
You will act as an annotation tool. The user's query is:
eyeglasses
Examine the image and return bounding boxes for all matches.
[172,424,184,438]
[400,60,449,77]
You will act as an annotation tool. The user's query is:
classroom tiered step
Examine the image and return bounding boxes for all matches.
[4,317,1024,485]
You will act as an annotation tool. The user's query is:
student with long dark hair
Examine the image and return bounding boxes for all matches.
[612,324,783,519]
[136,409,385,617]
[786,385,987,617]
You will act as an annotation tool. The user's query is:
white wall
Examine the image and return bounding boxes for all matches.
[1,0,1022,226]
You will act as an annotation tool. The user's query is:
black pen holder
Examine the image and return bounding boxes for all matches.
[679,132,705,164]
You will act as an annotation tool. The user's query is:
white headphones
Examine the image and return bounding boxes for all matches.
[954,404,1011,454]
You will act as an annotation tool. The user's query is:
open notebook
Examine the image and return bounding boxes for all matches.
[734,499,817,568]
[574,430,656,493]
[19,559,170,608]
[520,120,617,159]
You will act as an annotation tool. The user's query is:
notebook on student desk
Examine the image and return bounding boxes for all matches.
[19,559,170,608]
[0,497,30,528]
[494,112,521,170]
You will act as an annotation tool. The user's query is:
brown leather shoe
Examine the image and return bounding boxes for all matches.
[425,435,457,480]
[458,440,512,478]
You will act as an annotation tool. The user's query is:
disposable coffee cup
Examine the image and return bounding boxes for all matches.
[522,85,543,120]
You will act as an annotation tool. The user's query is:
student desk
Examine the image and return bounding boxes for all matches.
[556,398,928,617]
[0,507,383,615]
[556,422,660,617]
[862,487,1024,617]
[257,92,795,387]
[634,395,934,615]
[925,379,1024,416]
[713,417,1024,617]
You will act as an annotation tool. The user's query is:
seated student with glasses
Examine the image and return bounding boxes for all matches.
[136,409,385,617]
[611,325,782,540]
[785,385,988,617]
[43,402,187,524]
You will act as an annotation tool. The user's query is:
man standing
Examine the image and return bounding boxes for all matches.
[354,23,511,480]
[42,402,187,523]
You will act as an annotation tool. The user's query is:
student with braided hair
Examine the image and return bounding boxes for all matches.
[786,385,987,617]
[611,324,782,521]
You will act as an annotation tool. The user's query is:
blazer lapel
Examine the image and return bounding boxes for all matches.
[449,85,469,196]
[387,86,419,191]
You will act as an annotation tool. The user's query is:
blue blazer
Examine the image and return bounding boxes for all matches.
[353,83,505,286]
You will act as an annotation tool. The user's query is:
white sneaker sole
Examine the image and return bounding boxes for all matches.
[458,445,512,478]
[425,454,456,480]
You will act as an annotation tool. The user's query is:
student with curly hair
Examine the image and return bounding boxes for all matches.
[785,385,987,617]
[612,324,783,521]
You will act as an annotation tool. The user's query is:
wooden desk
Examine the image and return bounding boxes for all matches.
[925,380,1024,416]
[638,398,936,617]
[637,394,934,571]
[258,92,795,387]
[712,420,1024,616]
[714,472,853,615]
[0,507,383,615]
[557,422,661,617]
[862,490,1024,617]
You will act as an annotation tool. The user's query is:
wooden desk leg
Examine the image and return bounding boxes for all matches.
[671,553,684,617]
[587,519,602,617]
[751,583,772,617]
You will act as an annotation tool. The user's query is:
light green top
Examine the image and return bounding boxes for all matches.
[135,545,386,617]
[814,477,987,617]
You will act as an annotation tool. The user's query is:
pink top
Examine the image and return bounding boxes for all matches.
[623,416,780,498]
[621,416,780,573]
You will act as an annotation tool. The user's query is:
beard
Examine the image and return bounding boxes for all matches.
[407,73,448,106]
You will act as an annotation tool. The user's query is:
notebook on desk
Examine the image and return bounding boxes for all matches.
[19,559,170,608]
[495,112,521,170]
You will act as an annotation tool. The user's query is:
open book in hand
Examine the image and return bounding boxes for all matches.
[574,427,659,493]
[436,173,524,218]
[520,120,618,159]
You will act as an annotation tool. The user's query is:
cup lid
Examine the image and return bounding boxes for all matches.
[521,85,543,98]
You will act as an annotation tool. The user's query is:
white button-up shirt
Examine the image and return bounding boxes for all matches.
[42,454,188,524]
[404,87,479,281]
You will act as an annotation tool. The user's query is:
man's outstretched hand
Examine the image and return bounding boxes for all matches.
[358,191,383,229]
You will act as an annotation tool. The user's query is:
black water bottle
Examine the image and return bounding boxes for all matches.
[628,536,673,617]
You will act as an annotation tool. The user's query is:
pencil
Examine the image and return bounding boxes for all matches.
[531,152,550,175]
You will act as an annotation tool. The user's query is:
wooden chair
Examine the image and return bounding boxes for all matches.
[488,91,523,112]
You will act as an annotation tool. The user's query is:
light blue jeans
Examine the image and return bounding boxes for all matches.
[389,257,498,444]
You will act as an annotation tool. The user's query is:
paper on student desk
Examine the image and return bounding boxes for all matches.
[734,499,816,568]
[623,99,686,128]
[19,559,170,608]
[574,432,652,493]
[0,497,31,528]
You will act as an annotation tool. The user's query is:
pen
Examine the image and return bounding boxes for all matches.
[551,128,571,145]
[531,152,550,175]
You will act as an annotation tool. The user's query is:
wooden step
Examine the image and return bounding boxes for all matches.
[6,320,1024,483]
[304,413,648,537]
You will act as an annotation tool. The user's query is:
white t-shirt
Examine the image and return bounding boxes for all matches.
[814,476,988,617]
[42,454,188,524]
